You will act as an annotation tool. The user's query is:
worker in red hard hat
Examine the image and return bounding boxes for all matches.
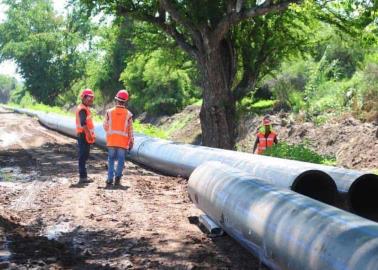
[103,89,134,188]
[75,88,96,184]
[252,115,278,154]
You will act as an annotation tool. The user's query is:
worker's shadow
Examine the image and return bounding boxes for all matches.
[69,182,90,188]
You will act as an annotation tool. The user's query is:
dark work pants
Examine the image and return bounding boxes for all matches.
[78,134,90,178]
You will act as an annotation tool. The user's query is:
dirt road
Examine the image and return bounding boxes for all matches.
[0,108,265,269]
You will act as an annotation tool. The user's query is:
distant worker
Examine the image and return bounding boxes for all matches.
[103,90,134,187]
[76,89,96,184]
[253,115,278,154]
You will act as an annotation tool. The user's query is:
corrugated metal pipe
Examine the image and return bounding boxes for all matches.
[4,106,378,221]
[188,161,378,270]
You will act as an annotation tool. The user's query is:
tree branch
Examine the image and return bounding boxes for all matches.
[116,6,199,60]
[158,0,202,46]
[233,27,270,101]
[211,0,301,45]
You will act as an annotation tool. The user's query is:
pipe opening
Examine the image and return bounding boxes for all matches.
[349,174,378,222]
[292,170,337,205]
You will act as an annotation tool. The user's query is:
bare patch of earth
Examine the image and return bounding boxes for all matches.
[0,108,265,269]
[237,112,377,171]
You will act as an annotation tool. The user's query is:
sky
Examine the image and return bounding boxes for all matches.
[0,0,67,81]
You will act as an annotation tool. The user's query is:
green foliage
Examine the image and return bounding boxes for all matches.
[0,0,89,104]
[91,17,134,102]
[264,142,336,165]
[133,120,168,139]
[232,4,320,101]
[0,170,12,182]
[121,49,201,115]
[237,97,276,116]
[347,59,378,121]
[287,91,305,113]
[250,100,276,110]
[0,75,21,103]
[165,114,193,135]
[7,102,168,137]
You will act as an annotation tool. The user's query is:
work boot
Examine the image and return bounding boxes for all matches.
[114,176,121,186]
[79,177,93,184]
[105,179,113,188]
[78,177,88,184]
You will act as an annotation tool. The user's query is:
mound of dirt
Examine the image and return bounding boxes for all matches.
[149,105,377,171]
[237,112,378,170]
[138,105,202,144]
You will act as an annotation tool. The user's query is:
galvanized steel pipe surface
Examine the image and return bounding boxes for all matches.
[132,139,338,205]
[188,162,378,270]
[4,106,378,220]
[236,153,378,220]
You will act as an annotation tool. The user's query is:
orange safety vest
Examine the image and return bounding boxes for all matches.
[75,104,95,144]
[256,131,277,154]
[104,106,133,149]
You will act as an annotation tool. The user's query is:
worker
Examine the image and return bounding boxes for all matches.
[75,88,96,184]
[252,115,278,154]
[103,89,134,187]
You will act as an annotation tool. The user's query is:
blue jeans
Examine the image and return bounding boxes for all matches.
[107,147,127,182]
[78,134,90,178]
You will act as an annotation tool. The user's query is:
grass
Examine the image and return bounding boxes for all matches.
[7,102,168,139]
[263,142,337,165]
[192,99,202,106]
[134,120,168,139]
[8,102,73,116]
[0,171,12,182]
[237,98,277,115]
[165,114,192,135]
[250,99,276,110]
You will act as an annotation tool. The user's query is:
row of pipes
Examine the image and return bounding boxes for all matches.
[5,106,378,270]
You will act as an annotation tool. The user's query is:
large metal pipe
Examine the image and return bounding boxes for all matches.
[129,138,337,205]
[4,106,377,220]
[233,154,378,220]
[188,161,378,270]
[25,108,335,206]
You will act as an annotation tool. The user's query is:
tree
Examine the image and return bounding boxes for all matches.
[0,0,88,104]
[80,1,378,148]
[121,47,201,115]
[91,17,135,102]
[0,74,20,103]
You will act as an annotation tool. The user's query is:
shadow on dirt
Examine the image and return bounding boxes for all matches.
[1,211,265,269]
[0,143,108,181]
[187,216,268,270]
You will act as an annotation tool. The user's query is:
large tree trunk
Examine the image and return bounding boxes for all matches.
[199,38,236,149]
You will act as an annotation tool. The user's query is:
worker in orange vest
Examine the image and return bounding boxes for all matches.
[75,89,96,184]
[253,115,278,154]
[103,89,134,187]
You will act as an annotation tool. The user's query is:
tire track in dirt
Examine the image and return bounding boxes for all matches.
[0,108,266,269]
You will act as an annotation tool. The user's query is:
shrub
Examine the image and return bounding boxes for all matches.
[263,142,336,165]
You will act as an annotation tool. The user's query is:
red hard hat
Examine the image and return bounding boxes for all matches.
[80,89,94,99]
[115,90,129,101]
[262,117,271,125]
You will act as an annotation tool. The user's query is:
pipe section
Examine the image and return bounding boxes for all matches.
[4,106,377,220]
[233,154,378,219]
[188,161,378,270]
[131,139,337,205]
